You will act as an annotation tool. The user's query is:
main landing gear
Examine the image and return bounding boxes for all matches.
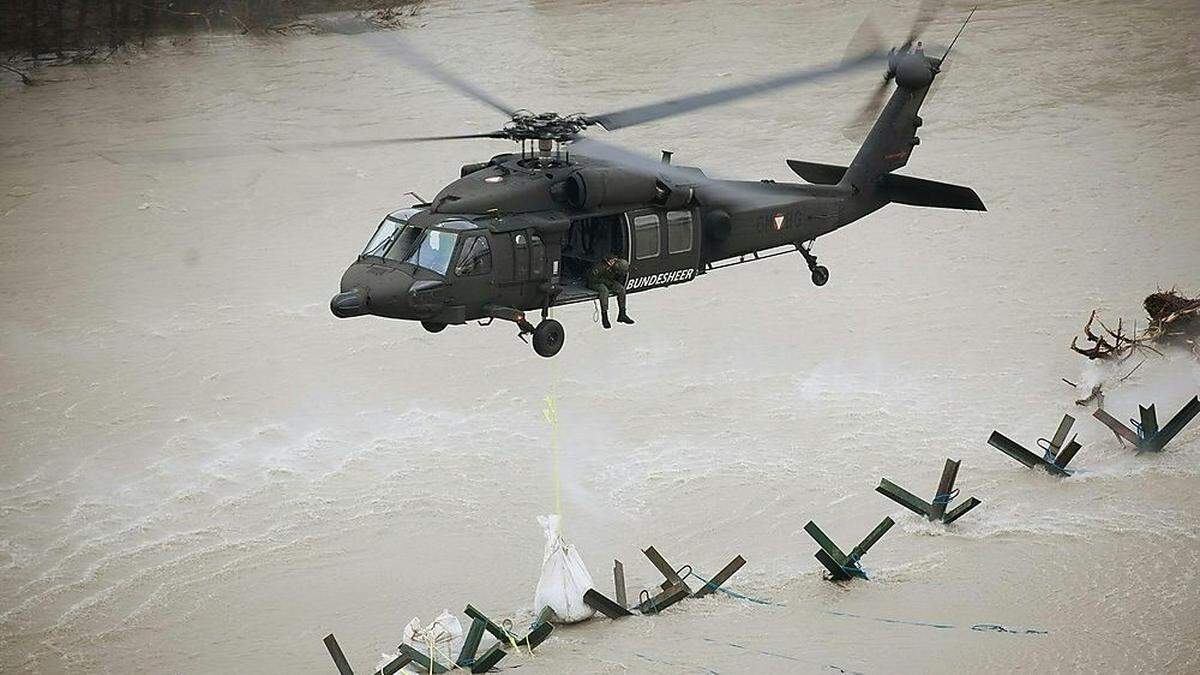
[798,241,829,287]
[517,309,564,358]
[488,303,566,358]
[531,319,564,358]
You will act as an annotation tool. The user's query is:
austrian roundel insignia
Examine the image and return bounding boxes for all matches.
[773,213,785,230]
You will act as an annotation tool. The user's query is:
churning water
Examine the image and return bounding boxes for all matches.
[1,0,1199,672]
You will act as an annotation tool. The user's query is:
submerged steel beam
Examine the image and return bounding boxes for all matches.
[456,618,486,669]
[988,430,1071,476]
[692,555,747,598]
[398,644,451,675]
[849,517,894,562]
[803,521,848,566]
[324,634,355,675]
[1154,396,1200,452]
[635,582,690,614]
[876,478,934,518]
[878,459,981,524]
[469,643,506,674]
[929,459,961,521]
[642,546,692,594]
[1094,396,1199,452]
[613,559,628,609]
[583,588,634,619]
[1093,408,1142,445]
[804,519,892,582]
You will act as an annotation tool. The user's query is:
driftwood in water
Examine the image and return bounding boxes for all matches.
[1071,289,1200,361]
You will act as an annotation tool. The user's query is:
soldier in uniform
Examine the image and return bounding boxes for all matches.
[587,254,634,329]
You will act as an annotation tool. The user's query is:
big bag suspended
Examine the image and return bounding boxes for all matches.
[532,514,595,623]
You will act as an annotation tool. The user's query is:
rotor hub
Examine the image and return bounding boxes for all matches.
[503,111,592,142]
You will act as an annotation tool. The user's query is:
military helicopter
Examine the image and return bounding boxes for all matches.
[330,5,984,357]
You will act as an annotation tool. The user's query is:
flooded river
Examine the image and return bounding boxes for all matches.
[2,0,1199,672]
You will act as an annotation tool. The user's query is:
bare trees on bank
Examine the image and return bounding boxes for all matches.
[3,0,420,58]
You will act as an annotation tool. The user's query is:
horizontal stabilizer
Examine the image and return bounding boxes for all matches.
[786,159,847,185]
[878,173,986,211]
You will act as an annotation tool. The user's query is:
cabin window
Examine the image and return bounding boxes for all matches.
[666,210,693,254]
[530,235,545,277]
[513,232,529,279]
[456,235,492,276]
[633,214,661,260]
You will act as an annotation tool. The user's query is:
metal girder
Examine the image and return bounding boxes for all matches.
[876,478,934,518]
[642,546,692,594]
[398,644,451,674]
[1153,396,1200,452]
[988,430,1071,476]
[1094,397,1199,452]
[878,459,981,525]
[583,588,634,619]
[804,519,891,582]
[803,521,848,566]
[469,643,506,674]
[635,583,690,614]
[692,555,747,598]
[456,618,486,669]
[1093,408,1142,445]
[929,459,960,521]
[942,497,982,524]
[613,559,628,608]
[323,634,355,675]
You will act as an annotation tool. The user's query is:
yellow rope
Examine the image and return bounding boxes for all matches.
[500,618,527,658]
[542,322,563,519]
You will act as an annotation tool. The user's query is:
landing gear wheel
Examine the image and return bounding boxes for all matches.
[421,321,447,333]
[811,265,830,287]
[532,319,565,358]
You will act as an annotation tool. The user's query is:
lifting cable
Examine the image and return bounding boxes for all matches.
[541,310,563,519]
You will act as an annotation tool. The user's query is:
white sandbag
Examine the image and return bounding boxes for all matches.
[400,610,462,671]
[532,514,596,623]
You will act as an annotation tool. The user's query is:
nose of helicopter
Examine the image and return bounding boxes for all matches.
[330,287,367,318]
[330,261,416,319]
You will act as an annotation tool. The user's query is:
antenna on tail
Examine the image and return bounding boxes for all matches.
[941,6,978,63]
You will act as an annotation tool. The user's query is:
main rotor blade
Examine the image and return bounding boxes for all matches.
[101,131,509,164]
[568,136,793,204]
[904,0,947,47]
[350,31,519,118]
[568,136,706,184]
[587,50,887,132]
[843,77,892,142]
[311,131,510,147]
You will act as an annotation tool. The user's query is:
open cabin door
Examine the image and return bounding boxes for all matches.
[624,207,701,293]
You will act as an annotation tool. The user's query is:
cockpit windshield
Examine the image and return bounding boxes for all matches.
[360,211,470,276]
[361,208,419,258]
[387,228,458,275]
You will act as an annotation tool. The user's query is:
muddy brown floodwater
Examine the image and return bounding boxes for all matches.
[2,0,1199,673]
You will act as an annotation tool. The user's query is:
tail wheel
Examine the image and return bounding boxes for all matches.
[422,321,447,333]
[811,265,830,287]
[532,319,565,358]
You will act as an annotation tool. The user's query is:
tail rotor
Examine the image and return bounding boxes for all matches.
[843,1,974,141]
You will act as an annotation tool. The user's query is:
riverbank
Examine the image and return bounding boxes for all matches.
[2,0,422,83]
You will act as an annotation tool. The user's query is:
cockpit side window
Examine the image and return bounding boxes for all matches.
[404,229,458,275]
[456,235,492,276]
[362,219,401,258]
[362,209,422,258]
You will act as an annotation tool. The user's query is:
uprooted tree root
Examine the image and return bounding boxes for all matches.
[1071,289,1200,361]
[1066,289,1198,407]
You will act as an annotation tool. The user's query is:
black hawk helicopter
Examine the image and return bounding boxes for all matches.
[330,6,984,357]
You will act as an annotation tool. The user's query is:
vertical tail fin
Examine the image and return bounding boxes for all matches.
[840,51,938,191]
